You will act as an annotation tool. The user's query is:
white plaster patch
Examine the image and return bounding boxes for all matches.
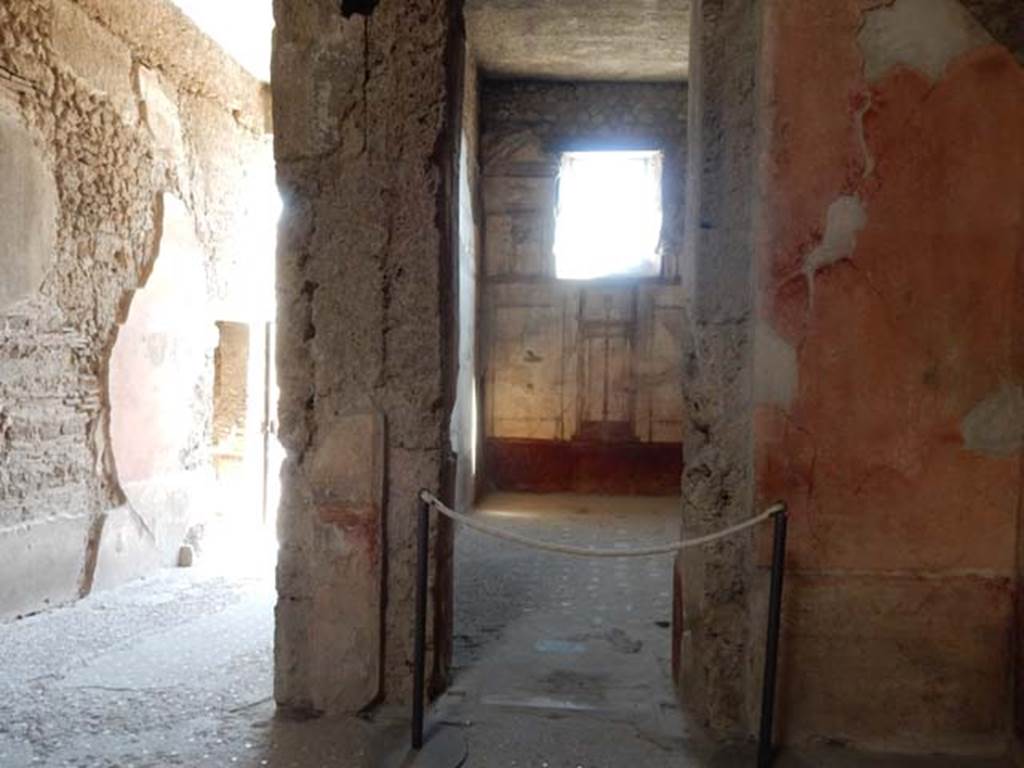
[962,384,1024,457]
[136,66,185,162]
[854,94,876,179]
[859,0,993,83]
[803,196,867,303]
[0,109,57,312]
[754,323,798,408]
[805,196,867,276]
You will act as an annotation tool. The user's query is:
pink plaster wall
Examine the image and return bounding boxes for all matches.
[108,195,216,563]
[755,0,1024,753]
[110,196,213,483]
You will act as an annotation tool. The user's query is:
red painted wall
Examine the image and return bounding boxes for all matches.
[755,0,1024,752]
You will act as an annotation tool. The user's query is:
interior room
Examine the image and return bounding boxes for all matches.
[443,21,692,756]
[0,0,1022,766]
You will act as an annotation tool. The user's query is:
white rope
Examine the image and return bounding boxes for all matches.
[419,491,785,559]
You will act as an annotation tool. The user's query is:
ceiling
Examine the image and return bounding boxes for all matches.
[159,0,1018,87]
[465,0,691,82]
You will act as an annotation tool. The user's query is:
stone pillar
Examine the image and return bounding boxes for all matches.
[675,0,763,736]
[272,0,460,714]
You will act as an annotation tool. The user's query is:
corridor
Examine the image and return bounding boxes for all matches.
[440,493,687,764]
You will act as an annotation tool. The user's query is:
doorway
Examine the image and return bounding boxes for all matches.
[208,319,282,573]
[441,69,691,762]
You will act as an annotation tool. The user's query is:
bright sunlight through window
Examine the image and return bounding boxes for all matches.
[553,150,663,280]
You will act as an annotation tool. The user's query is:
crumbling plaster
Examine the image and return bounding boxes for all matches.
[859,0,993,83]
[753,0,1024,753]
[678,0,1024,751]
[0,0,271,618]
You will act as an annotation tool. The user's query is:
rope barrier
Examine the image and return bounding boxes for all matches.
[418,490,784,559]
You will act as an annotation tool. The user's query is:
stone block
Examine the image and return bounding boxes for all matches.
[51,0,136,122]
[0,516,91,619]
[271,30,366,162]
[309,412,385,515]
[136,66,185,161]
[0,108,57,312]
[284,411,386,713]
[775,572,1012,754]
[90,505,162,592]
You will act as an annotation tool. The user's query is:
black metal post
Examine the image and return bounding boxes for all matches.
[412,494,430,751]
[757,504,788,768]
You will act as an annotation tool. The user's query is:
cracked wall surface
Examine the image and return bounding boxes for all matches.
[754,0,1024,753]
[272,0,460,714]
[0,0,271,618]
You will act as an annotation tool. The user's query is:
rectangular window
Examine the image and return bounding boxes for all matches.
[553,150,663,280]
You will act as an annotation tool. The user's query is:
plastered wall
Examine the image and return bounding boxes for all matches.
[479,81,688,494]
[0,0,271,617]
[753,0,1024,753]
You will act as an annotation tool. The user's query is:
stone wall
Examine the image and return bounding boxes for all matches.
[272,0,462,714]
[673,0,763,735]
[754,0,1024,754]
[0,0,271,617]
[213,322,252,459]
[478,80,687,494]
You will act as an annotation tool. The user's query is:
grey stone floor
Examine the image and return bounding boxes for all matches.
[442,492,688,767]
[435,492,1014,768]
[0,545,407,768]
[0,494,1013,767]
